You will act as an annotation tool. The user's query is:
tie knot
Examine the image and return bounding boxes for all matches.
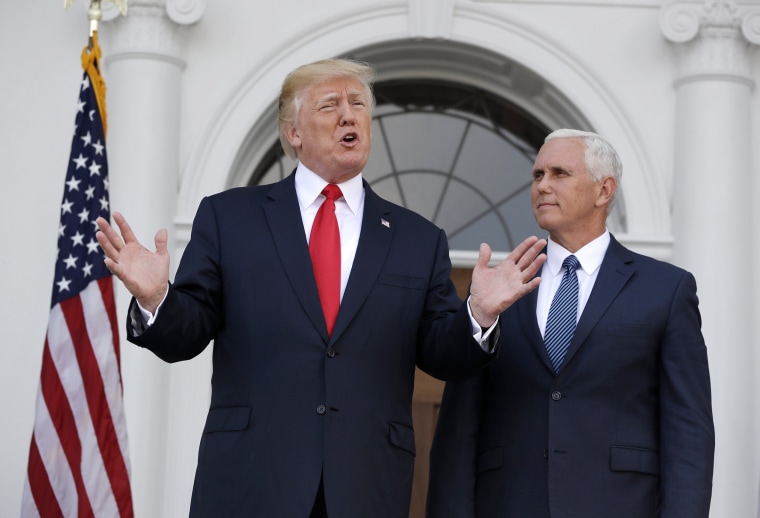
[563,255,580,272]
[322,184,343,201]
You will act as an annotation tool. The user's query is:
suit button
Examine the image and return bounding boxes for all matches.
[543,449,549,459]
[551,391,562,401]
[316,404,326,415]
[327,348,336,358]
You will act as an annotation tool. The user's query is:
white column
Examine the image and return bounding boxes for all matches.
[660,2,760,516]
[100,0,205,515]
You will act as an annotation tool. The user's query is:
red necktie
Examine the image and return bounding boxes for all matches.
[309,184,342,336]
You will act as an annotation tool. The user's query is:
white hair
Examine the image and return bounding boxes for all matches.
[545,129,622,208]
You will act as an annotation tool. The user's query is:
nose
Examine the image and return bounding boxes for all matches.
[339,102,356,125]
[535,174,550,193]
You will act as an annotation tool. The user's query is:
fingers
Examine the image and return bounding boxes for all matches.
[475,243,493,271]
[510,236,546,264]
[112,212,138,245]
[509,235,540,259]
[154,228,169,257]
[522,274,543,292]
[95,216,122,259]
[521,238,547,276]
[509,236,546,271]
[491,236,546,288]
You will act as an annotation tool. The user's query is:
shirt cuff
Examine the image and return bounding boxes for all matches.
[467,296,499,352]
[130,287,169,335]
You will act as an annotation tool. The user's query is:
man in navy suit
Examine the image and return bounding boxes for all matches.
[95,59,547,517]
[427,129,715,518]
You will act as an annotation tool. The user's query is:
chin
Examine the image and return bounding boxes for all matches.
[337,157,368,173]
[534,216,556,232]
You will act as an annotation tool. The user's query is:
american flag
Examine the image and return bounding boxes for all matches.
[21,37,134,517]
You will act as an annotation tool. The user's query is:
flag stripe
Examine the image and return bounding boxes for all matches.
[63,284,133,516]
[91,278,133,513]
[39,336,94,517]
[24,434,60,518]
[96,278,129,453]
[28,376,78,517]
[49,301,119,517]
[98,276,122,371]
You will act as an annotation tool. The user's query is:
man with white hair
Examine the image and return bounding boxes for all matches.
[427,129,715,518]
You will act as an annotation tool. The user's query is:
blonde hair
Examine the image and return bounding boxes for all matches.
[278,58,376,159]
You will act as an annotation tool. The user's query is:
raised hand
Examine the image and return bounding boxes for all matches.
[468,236,547,327]
[95,212,170,313]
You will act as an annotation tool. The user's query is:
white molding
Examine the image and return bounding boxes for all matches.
[409,0,455,39]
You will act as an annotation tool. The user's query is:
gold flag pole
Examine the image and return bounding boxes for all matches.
[64,0,129,48]
[62,0,128,136]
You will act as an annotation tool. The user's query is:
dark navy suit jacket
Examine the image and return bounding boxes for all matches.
[427,236,714,518]
[128,173,493,517]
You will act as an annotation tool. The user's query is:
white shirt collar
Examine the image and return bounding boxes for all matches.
[295,163,363,215]
[546,230,610,276]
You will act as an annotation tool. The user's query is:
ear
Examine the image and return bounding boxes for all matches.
[595,176,617,208]
[285,123,302,152]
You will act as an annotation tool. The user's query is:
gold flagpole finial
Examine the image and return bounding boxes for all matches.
[64,0,128,37]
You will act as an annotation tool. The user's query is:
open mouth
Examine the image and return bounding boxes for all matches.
[342,133,357,143]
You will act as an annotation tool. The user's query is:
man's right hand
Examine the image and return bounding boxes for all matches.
[96,212,170,314]
[468,236,546,328]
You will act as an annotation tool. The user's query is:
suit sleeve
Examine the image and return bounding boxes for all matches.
[128,196,224,362]
[415,228,495,380]
[658,271,715,517]
[426,370,486,518]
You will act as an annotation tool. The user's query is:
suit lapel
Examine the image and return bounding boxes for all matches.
[517,285,555,372]
[330,182,393,342]
[263,174,329,341]
[559,236,634,371]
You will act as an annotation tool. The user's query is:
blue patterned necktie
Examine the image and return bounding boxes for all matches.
[545,255,581,373]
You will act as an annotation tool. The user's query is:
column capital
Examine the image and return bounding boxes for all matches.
[659,0,760,84]
[102,0,205,24]
[101,0,206,67]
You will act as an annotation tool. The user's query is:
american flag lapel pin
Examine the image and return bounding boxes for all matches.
[381,218,390,228]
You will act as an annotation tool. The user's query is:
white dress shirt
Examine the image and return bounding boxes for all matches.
[536,230,610,337]
[296,163,363,301]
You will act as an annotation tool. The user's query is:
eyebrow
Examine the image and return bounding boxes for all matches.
[316,89,365,104]
[317,93,340,104]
